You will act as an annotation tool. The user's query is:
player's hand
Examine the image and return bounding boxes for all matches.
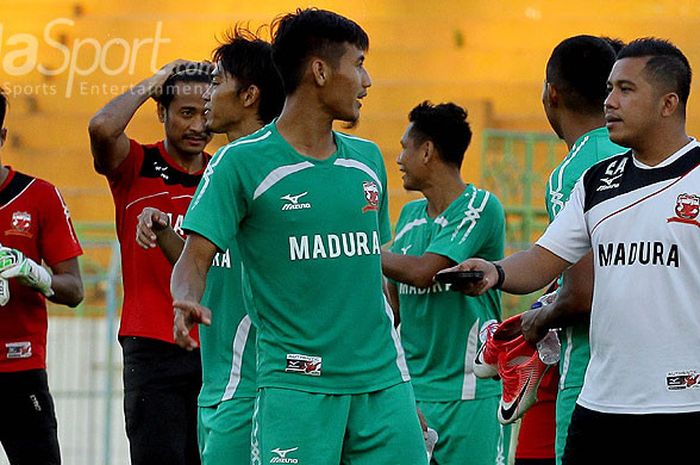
[148,60,208,98]
[136,207,170,249]
[520,292,557,344]
[435,258,497,295]
[173,300,212,351]
[416,406,428,434]
[0,246,54,297]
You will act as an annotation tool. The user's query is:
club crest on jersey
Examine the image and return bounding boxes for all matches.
[667,193,700,228]
[666,370,700,391]
[285,354,322,376]
[361,181,379,213]
[7,211,33,238]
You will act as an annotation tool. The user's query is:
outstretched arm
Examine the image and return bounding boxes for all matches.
[170,233,217,350]
[382,250,453,288]
[520,252,593,343]
[437,245,572,296]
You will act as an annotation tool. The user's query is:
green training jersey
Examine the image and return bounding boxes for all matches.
[544,127,624,390]
[183,122,409,395]
[390,186,505,401]
[198,242,257,406]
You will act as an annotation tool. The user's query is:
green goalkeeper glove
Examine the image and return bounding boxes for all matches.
[0,247,54,297]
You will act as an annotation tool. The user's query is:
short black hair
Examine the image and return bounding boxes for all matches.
[0,88,6,128]
[154,62,213,109]
[213,27,284,124]
[408,101,472,169]
[546,35,617,114]
[271,8,369,95]
[617,37,692,106]
[600,36,626,54]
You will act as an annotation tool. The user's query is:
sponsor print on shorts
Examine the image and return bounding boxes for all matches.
[270,447,299,464]
[285,354,322,376]
[666,370,700,391]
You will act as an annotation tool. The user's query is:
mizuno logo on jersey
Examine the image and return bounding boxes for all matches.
[270,446,300,463]
[597,158,628,191]
[281,192,311,211]
[597,241,679,268]
[288,231,381,261]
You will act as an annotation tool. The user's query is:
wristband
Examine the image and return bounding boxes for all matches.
[493,263,505,289]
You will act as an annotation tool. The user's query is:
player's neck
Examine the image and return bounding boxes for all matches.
[632,128,691,166]
[276,94,336,160]
[163,139,206,173]
[226,118,263,143]
[423,171,466,218]
[559,112,606,150]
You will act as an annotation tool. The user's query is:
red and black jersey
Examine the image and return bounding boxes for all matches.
[0,167,83,372]
[109,139,209,344]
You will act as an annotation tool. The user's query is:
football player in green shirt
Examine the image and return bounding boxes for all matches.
[519,35,624,465]
[382,101,509,465]
[135,29,284,465]
[171,9,427,465]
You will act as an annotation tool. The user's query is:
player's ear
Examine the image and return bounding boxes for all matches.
[157,102,167,123]
[422,140,435,164]
[660,92,680,118]
[311,59,329,87]
[544,82,559,107]
[241,84,260,108]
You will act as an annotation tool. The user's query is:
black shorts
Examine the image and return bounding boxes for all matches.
[563,404,700,465]
[0,369,61,465]
[120,336,202,465]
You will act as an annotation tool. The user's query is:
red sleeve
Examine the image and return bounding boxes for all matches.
[107,139,144,196]
[38,183,83,266]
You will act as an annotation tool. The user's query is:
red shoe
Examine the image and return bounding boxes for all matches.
[497,331,559,425]
[473,314,523,379]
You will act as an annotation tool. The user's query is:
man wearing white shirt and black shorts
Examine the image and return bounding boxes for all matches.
[441,37,700,465]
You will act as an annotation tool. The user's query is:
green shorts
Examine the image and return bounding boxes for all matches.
[555,387,580,465]
[252,381,428,465]
[198,397,255,465]
[417,397,510,465]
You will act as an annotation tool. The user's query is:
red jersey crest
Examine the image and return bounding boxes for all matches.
[667,193,700,228]
[7,211,33,237]
[361,181,380,213]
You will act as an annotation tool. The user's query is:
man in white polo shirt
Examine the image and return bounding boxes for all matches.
[440,37,700,465]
